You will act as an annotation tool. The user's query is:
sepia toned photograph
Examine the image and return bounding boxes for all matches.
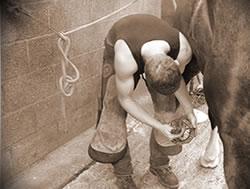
[1,0,249,189]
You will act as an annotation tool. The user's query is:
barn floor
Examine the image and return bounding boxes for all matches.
[63,80,227,189]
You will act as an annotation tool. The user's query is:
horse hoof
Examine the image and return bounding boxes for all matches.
[200,153,220,168]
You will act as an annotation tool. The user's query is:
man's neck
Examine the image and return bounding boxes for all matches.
[141,40,170,60]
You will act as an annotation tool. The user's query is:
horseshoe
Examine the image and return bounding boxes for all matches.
[170,117,196,145]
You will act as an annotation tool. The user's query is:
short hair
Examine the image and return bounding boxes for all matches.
[144,54,181,95]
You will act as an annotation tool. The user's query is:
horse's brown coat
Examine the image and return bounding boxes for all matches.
[162,0,250,188]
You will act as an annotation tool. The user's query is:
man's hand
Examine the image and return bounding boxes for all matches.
[158,123,185,140]
[187,111,197,135]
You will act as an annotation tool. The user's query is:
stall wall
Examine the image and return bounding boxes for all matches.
[1,0,161,182]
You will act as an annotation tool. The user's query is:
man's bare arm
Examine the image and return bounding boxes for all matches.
[174,78,197,127]
[114,40,183,139]
[114,40,163,130]
[175,32,192,73]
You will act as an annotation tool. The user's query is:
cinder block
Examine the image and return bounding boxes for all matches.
[2,66,57,114]
[2,41,30,81]
[49,0,91,32]
[2,149,13,182]
[28,34,59,71]
[63,75,100,117]
[69,25,103,57]
[59,100,98,143]
[93,48,104,76]
[1,17,18,44]
[70,17,118,58]
[2,105,37,149]
[119,0,134,7]
[1,1,50,44]
[143,0,162,17]
[69,27,93,57]
[74,49,103,80]
[119,0,144,17]
[90,0,120,21]
[2,78,29,114]
[67,53,95,82]
[10,122,60,180]
[34,94,62,129]
[94,16,119,44]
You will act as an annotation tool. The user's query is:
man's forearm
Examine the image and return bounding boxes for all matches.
[174,60,185,74]
[118,96,163,130]
[175,78,194,114]
[176,33,192,72]
[118,95,186,139]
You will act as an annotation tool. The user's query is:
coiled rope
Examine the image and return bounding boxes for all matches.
[17,0,139,96]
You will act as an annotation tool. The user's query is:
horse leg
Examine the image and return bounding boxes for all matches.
[200,110,221,168]
[221,113,250,189]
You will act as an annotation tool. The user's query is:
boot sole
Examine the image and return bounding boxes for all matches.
[150,168,179,189]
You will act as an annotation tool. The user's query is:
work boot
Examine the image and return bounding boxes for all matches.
[150,165,179,189]
[115,175,138,189]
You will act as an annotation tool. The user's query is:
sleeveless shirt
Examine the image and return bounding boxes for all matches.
[105,14,180,82]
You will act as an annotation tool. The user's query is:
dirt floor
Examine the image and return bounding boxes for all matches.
[63,80,227,189]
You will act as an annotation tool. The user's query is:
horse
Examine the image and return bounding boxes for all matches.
[162,0,250,188]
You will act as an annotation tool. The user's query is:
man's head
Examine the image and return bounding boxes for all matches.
[144,54,181,95]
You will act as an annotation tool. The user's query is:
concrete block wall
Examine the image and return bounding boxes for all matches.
[1,0,161,183]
